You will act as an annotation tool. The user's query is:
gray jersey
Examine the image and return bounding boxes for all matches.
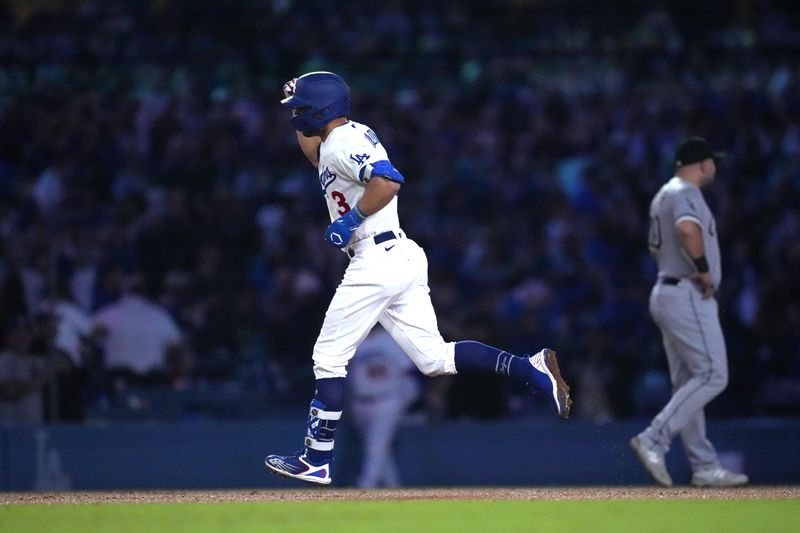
[648,177,721,287]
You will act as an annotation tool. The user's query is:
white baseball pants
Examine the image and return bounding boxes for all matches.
[312,235,457,379]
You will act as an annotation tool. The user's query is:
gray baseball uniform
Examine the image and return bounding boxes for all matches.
[641,176,728,472]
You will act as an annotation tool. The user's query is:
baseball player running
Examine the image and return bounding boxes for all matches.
[630,137,748,488]
[265,72,572,485]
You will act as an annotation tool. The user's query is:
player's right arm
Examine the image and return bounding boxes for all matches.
[295,132,321,168]
[676,219,713,299]
[676,220,704,258]
[673,188,714,298]
[355,175,401,216]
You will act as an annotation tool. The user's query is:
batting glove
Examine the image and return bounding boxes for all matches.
[282,78,297,99]
[325,206,366,249]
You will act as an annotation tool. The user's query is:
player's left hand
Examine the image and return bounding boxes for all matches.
[324,207,366,248]
[282,78,297,99]
[689,272,715,299]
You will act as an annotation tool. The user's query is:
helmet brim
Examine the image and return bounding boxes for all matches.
[280,95,308,108]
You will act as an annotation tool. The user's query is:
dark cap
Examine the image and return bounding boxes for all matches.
[675,137,725,167]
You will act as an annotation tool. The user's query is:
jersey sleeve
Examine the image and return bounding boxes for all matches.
[339,128,405,184]
[672,187,703,228]
[333,132,379,183]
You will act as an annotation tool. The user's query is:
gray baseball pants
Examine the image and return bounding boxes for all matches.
[641,279,728,472]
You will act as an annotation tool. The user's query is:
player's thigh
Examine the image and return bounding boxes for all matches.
[313,273,390,379]
[653,288,727,379]
[379,284,455,377]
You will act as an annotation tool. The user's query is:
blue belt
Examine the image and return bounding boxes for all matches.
[660,276,681,285]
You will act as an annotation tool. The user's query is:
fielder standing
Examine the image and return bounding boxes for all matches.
[265,72,572,485]
[630,137,748,487]
[348,326,419,488]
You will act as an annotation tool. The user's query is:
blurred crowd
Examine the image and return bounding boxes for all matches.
[1,0,799,424]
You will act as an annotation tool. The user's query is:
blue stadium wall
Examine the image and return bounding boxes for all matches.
[1,417,798,490]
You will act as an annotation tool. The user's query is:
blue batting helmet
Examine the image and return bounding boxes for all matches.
[281,71,350,134]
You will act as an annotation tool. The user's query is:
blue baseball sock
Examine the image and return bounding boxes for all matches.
[454,340,531,381]
[304,377,346,464]
[315,377,346,411]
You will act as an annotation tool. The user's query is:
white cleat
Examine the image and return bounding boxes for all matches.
[529,349,572,419]
[630,435,673,487]
[691,467,748,487]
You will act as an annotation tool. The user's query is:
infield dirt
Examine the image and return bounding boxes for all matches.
[1,486,798,505]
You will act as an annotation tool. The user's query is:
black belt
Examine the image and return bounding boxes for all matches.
[348,231,396,258]
[660,276,681,285]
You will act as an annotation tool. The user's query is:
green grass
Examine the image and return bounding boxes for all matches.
[1,499,799,533]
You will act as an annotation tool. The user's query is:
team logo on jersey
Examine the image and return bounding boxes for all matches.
[350,153,370,165]
[319,166,336,191]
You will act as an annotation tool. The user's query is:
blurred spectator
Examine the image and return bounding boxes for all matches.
[0,316,50,425]
[0,0,797,420]
[52,278,93,369]
[47,278,95,421]
[348,326,421,488]
[92,272,190,388]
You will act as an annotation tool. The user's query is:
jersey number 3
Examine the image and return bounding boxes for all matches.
[331,190,351,215]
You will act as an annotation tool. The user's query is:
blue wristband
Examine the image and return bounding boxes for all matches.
[341,206,366,229]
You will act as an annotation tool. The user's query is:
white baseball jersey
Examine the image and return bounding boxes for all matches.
[311,121,456,381]
[317,120,401,248]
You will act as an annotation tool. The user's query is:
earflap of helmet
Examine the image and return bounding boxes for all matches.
[289,112,323,135]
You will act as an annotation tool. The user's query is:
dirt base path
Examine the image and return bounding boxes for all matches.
[2,486,798,504]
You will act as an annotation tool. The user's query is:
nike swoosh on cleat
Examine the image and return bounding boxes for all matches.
[384,245,395,251]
